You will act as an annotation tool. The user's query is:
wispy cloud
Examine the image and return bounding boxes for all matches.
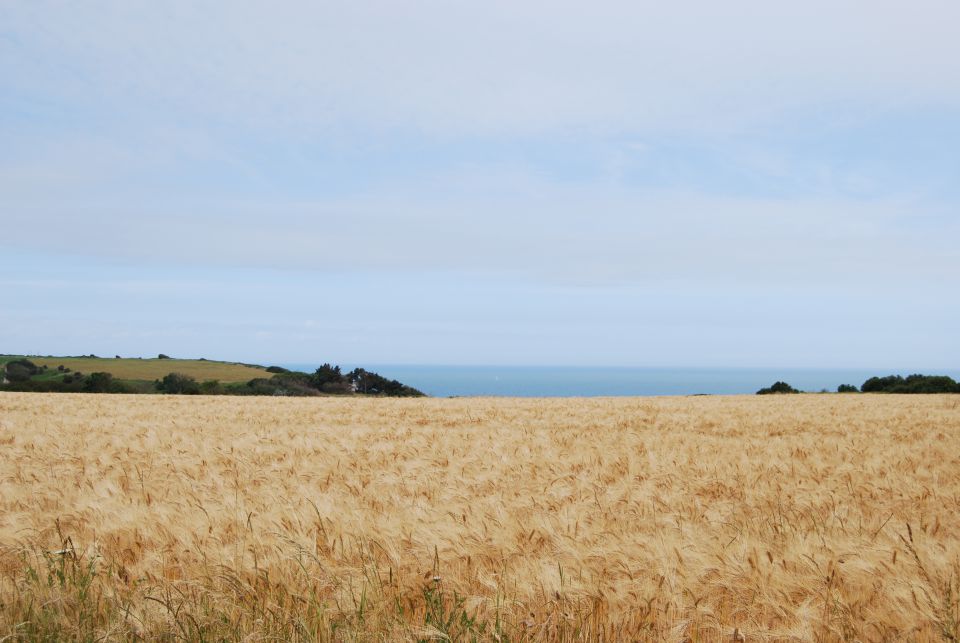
[2,1,958,365]
[3,1,960,136]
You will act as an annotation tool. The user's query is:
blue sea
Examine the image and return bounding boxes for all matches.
[277,364,960,398]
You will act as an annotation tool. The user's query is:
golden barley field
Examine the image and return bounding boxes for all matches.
[1,393,958,641]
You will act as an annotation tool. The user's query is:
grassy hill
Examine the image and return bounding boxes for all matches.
[0,355,268,383]
[0,355,424,397]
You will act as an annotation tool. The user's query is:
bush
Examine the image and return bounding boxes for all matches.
[837,384,859,393]
[156,372,199,394]
[199,380,224,395]
[0,379,85,393]
[266,366,290,374]
[271,372,318,394]
[756,381,799,395]
[244,378,282,395]
[158,354,171,360]
[239,373,321,397]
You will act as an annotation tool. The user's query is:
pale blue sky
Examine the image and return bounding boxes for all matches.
[2,1,958,367]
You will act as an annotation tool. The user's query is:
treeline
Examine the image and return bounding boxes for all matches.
[1,359,133,393]
[757,373,960,395]
[1,360,425,397]
[859,374,960,394]
[155,364,424,397]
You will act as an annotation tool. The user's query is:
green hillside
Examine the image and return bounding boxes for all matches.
[0,355,424,397]
[0,355,268,383]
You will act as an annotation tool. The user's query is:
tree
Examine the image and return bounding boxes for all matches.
[4,359,39,383]
[861,374,959,394]
[347,368,425,397]
[837,384,859,393]
[156,372,199,394]
[84,372,114,393]
[311,364,351,393]
[861,375,904,393]
[756,381,799,395]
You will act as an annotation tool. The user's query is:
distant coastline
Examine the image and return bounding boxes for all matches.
[279,364,960,398]
[3,356,959,398]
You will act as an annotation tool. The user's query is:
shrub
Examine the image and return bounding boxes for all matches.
[270,371,317,395]
[244,378,282,396]
[266,366,290,374]
[243,373,322,397]
[199,380,224,395]
[0,379,85,392]
[158,354,171,360]
[837,384,859,393]
[756,381,799,395]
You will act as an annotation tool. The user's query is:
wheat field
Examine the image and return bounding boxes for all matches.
[0,393,958,641]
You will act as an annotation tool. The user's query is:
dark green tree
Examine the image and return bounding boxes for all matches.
[861,375,904,392]
[347,368,425,397]
[156,372,200,394]
[4,359,39,383]
[310,364,353,393]
[862,374,958,394]
[84,372,115,393]
[756,381,799,395]
[311,363,341,386]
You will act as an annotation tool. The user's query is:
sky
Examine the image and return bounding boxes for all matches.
[2,1,958,368]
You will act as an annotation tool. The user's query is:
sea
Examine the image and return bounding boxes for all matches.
[276,364,960,398]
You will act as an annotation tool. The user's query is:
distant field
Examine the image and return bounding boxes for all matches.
[3,356,268,382]
[1,394,958,640]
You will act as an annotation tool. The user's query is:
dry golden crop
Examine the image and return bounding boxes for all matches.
[1,392,958,641]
